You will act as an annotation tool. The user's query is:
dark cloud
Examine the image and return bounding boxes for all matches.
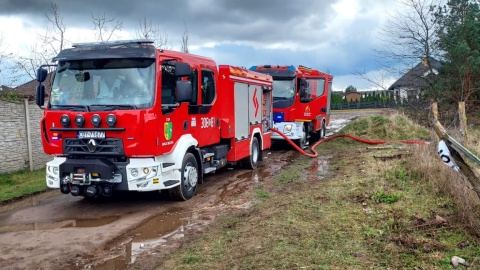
[0,0,331,45]
[0,0,395,89]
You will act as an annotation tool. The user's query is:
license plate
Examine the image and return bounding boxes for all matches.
[77,131,106,139]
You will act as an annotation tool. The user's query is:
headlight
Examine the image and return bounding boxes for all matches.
[144,166,158,177]
[91,114,102,127]
[130,166,158,180]
[106,114,117,127]
[60,114,70,128]
[52,167,59,175]
[75,114,85,127]
[284,124,293,133]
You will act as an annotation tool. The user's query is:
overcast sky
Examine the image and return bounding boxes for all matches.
[0,0,404,91]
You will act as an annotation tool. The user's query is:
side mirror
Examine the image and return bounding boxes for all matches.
[36,85,45,107]
[175,62,191,77]
[299,87,307,98]
[75,71,90,82]
[175,80,193,102]
[299,78,308,87]
[36,68,48,82]
[299,78,308,98]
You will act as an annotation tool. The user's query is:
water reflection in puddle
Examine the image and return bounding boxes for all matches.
[0,216,120,233]
[92,210,218,269]
[74,151,327,269]
[100,211,186,266]
[309,155,332,181]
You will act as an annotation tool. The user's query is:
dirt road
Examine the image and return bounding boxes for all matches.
[0,109,385,270]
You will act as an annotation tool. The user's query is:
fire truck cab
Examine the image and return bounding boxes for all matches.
[36,40,273,201]
[249,65,332,148]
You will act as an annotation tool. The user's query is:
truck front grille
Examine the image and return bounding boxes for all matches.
[64,138,124,156]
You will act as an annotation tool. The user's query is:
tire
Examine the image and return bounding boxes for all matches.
[169,153,199,201]
[244,137,260,169]
[320,121,326,139]
[308,123,317,146]
[295,125,306,149]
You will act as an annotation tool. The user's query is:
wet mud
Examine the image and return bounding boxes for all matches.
[0,110,381,270]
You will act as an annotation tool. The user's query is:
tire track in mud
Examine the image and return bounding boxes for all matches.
[0,110,374,270]
[64,148,299,270]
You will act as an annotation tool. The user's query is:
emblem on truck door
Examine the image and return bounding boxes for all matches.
[304,105,311,117]
[164,122,173,140]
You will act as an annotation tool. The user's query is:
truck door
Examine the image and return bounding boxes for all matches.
[158,61,189,153]
[186,69,221,147]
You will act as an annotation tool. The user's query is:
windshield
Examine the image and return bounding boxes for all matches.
[272,78,295,99]
[49,58,155,111]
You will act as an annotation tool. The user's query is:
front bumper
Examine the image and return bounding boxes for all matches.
[45,157,182,192]
[271,122,304,141]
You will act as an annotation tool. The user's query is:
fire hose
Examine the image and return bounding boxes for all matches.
[269,127,430,158]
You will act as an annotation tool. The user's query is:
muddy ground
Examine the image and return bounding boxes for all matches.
[0,109,386,270]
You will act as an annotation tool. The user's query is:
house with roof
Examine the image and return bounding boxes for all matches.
[0,84,13,92]
[0,73,53,101]
[388,58,441,102]
[345,91,361,102]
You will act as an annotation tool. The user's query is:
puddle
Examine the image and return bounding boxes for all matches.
[87,210,219,269]
[0,216,120,233]
[0,112,370,270]
[309,155,332,181]
[64,145,307,269]
[79,152,302,269]
[326,116,358,137]
[97,211,188,268]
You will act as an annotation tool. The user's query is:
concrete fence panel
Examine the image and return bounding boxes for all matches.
[0,99,51,174]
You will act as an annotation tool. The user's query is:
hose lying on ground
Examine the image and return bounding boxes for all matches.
[270,127,430,158]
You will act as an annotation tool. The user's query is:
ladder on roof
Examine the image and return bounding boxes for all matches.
[72,39,154,48]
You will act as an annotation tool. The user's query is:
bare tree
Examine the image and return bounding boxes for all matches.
[356,0,442,89]
[181,22,189,53]
[378,0,441,67]
[10,1,67,83]
[91,13,122,42]
[0,33,5,59]
[0,33,5,88]
[0,33,7,66]
[354,67,394,91]
[133,17,169,49]
[41,2,66,54]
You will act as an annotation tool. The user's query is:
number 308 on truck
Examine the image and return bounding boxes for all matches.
[35,39,273,201]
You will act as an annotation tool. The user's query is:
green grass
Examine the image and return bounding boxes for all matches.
[372,190,403,204]
[340,113,431,141]
[0,169,47,202]
[0,92,25,102]
[254,189,270,199]
[154,113,480,270]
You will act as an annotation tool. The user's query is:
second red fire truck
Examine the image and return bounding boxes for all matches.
[35,39,273,201]
[249,65,333,148]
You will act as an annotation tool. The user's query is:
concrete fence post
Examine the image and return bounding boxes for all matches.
[24,98,33,171]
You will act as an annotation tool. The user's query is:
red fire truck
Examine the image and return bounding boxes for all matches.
[249,65,332,148]
[35,40,273,201]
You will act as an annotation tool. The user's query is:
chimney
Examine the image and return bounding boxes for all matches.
[421,58,429,67]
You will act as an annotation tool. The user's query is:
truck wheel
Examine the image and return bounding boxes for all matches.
[244,137,260,169]
[320,121,326,139]
[169,153,198,201]
[295,125,306,149]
